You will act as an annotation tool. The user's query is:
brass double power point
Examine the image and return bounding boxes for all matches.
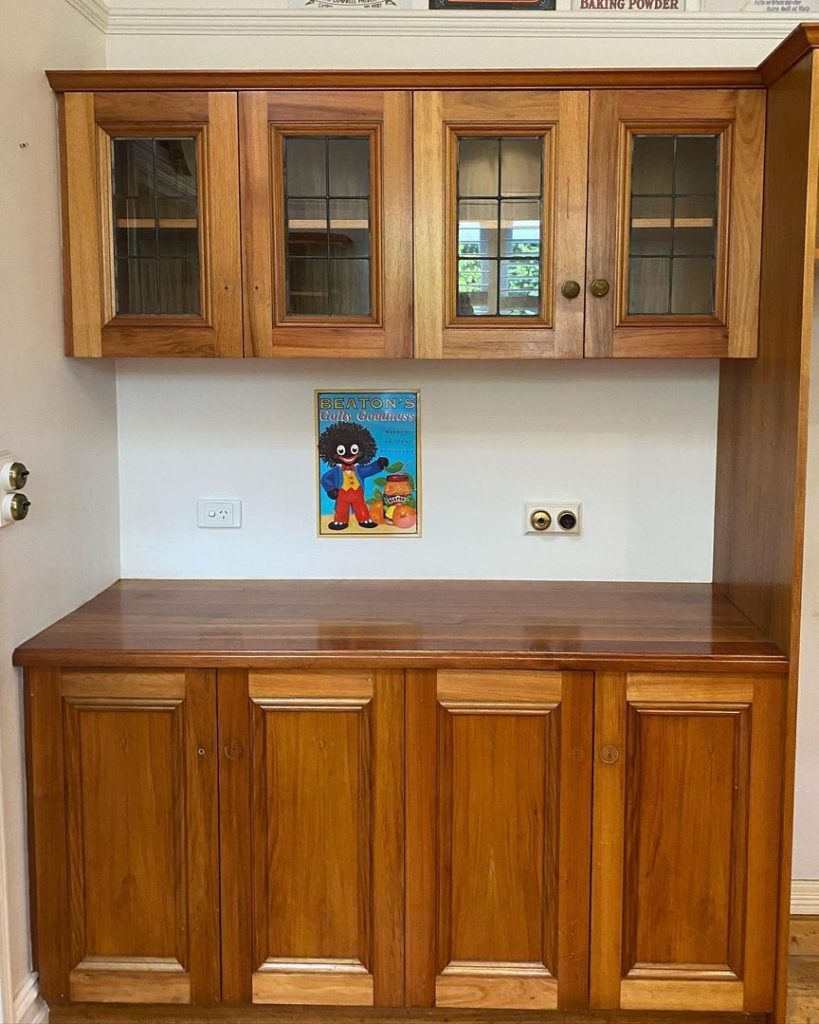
[0,451,31,527]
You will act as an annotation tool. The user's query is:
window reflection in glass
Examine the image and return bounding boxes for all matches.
[457,136,544,317]
[284,136,371,317]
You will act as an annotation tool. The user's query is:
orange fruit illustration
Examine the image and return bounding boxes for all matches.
[369,501,386,524]
[391,505,417,530]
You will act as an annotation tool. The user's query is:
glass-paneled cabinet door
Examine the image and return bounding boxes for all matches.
[586,91,765,358]
[414,91,589,359]
[240,92,413,358]
[59,92,242,357]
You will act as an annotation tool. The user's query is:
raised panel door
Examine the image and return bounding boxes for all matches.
[26,668,219,1005]
[217,669,404,1006]
[405,669,593,1010]
[591,671,786,1013]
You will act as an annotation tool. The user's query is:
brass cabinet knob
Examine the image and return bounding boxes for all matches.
[9,493,30,522]
[601,744,620,764]
[590,279,611,298]
[561,280,581,300]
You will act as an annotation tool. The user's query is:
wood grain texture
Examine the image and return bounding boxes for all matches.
[13,580,788,672]
[711,53,819,1024]
[27,669,220,1006]
[46,70,768,93]
[759,25,819,87]
[223,669,403,1007]
[26,668,71,1003]
[46,1003,769,1024]
[590,671,785,1015]
[239,90,412,359]
[61,93,104,357]
[216,668,253,1004]
[69,968,191,1005]
[406,670,591,1011]
[59,91,243,358]
[585,89,763,359]
[791,918,819,956]
[414,90,587,360]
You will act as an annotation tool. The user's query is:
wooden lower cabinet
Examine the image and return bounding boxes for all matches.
[591,671,786,1015]
[217,668,404,1007]
[405,669,594,1011]
[26,663,786,1019]
[26,668,220,1005]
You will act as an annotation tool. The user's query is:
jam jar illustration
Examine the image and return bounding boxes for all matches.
[381,473,416,528]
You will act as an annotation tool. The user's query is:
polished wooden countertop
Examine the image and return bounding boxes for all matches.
[13,579,788,672]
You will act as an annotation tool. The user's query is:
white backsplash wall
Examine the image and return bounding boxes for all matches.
[117,358,718,580]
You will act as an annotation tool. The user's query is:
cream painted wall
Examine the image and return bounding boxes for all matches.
[794,283,819,885]
[102,5,796,69]
[0,2,120,1019]
[116,360,718,581]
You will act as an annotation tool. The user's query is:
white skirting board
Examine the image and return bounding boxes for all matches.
[13,973,47,1024]
[793,880,819,916]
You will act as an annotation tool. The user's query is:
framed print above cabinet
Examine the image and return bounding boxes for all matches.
[316,391,420,537]
[431,0,554,8]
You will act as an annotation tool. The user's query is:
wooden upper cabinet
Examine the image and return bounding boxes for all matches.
[414,91,589,359]
[591,671,785,1014]
[59,92,243,357]
[26,668,220,1005]
[586,90,765,357]
[240,91,413,358]
[406,669,593,1011]
[217,669,405,1007]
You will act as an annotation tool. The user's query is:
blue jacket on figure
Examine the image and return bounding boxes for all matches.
[321,461,383,495]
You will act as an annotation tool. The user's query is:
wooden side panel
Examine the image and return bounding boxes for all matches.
[712,55,819,1024]
[406,669,592,1011]
[226,669,403,1006]
[591,672,785,1014]
[60,93,104,357]
[26,669,219,1006]
[26,668,71,1003]
[586,89,764,358]
[413,91,589,360]
[239,91,412,359]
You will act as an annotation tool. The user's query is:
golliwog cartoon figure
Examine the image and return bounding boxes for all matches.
[318,422,388,531]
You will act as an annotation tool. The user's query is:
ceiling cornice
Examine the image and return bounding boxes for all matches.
[65,0,109,32]
[63,2,804,42]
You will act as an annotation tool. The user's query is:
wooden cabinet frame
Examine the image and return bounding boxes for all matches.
[591,672,786,1014]
[26,668,220,1005]
[59,92,243,357]
[217,668,404,1006]
[586,90,765,358]
[405,669,593,1010]
[239,91,413,358]
[414,91,589,359]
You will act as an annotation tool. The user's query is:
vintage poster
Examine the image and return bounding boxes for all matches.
[290,0,412,10]
[316,390,420,537]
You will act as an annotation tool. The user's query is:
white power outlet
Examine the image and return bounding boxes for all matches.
[197,499,242,529]
[523,500,581,535]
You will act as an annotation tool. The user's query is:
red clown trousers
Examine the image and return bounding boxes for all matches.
[334,486,370,524]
